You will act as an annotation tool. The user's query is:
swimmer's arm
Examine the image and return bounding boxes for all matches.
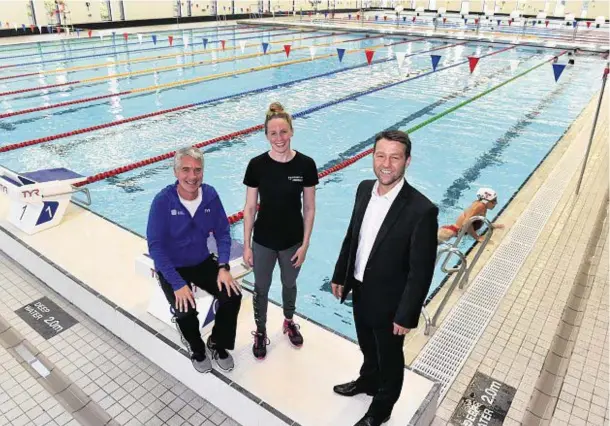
[463,204,487,242]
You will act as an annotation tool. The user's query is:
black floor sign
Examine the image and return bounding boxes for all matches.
[450,371,516,426]
[15,297,78,339]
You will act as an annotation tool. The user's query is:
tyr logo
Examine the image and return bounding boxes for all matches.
[21,189,40,198]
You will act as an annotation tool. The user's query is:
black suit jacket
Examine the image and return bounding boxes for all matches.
[332,179,439,329]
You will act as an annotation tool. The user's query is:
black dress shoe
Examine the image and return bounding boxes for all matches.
[333,380,377,396]
[354,414,390,426]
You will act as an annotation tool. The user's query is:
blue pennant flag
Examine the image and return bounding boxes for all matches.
[21,24,26,31]
[375,15,378,21]
[497,19,501,26]
[152,34,157,45]
[464,18,467,24]
[76,28,81,37]
[431,54,441,71]
[552,63,566,82]
[262,42,269,54]
[336,48,345,62]
[403,16,406,22]
[572,20,577,27]
[203,37,208,48]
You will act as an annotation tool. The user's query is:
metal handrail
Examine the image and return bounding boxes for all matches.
[422,244,467,336]
[439,215,493,289]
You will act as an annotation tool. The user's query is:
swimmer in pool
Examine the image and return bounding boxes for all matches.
[437,187,505,243]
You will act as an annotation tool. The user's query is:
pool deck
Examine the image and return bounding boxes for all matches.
[1,18,609,426]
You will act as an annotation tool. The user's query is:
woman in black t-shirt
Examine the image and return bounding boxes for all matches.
[243,102,318,360]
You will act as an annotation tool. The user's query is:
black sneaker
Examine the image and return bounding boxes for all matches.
[252,331,269,360]
[283,319,303,348]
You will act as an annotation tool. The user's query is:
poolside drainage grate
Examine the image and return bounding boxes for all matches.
[412,120,591,400]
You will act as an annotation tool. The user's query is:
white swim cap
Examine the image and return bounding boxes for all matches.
[477,187,497,203]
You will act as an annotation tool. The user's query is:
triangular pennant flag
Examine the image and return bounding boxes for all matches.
[38,25,43,34]
[21,24,26,32]
[152,34,157,45]
[112,31,116,40]
[220,40,226,50]
[474,18,479,24]
[336,48,345,62]
[13,23,18,31]
[123,32,128,41]
[532,20,536,26]
[467,56,480,73]
[552,63,566,82]
[395,51,407,68]
[239,40,246,53]
[66,27,70,36]
[137,33,142,44]
[545,20,549,27]
[586,21,591,28]
[309,46,317,60]
[510,59,520,72]
[508,20,512,26]
[88,29,92,38]
[443,17,447,24]
[431,54,441,71]
[168,35,173,46]
[464,18,467,24]
[202,38,208,49]
[99,33,104,41]
[211,50,217,61]
[365,49,374,65]
[283,44,291,57]
[412,16,416,22]
[497,19,501,26]
[183,35,189,47]
[262,42,269,54]
[29,24,35,32]
[75,28,80,37]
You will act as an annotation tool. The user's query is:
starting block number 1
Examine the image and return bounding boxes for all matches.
[10,200,59,231]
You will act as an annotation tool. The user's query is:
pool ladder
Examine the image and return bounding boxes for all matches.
[422,216,493,336]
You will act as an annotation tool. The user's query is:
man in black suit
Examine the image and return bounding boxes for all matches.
[331,130,438,426]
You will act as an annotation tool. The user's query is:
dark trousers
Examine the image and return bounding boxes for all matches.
[352,281,406,419]
[157,255,242,357]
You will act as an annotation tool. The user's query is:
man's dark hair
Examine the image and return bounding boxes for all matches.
[374,130,412,158]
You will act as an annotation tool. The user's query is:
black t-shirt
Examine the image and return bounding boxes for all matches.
[243,151,319,250]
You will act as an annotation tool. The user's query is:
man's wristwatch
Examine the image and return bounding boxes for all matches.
[218,263,230,272]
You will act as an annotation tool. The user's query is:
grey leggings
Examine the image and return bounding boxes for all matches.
[252,241,301,333]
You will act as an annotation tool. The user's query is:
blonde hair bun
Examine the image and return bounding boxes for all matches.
[267,102,284,117]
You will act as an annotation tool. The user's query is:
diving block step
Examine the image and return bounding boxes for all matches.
[0,167,89,235]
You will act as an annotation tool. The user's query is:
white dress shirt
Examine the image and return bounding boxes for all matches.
[354,179,405,282]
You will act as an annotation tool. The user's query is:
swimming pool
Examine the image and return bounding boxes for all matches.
[0,24,606,339]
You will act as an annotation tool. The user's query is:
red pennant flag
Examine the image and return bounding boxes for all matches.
[221,40,226,50]
[508,20,512,26]
[168,35,173,46]
[545,20,549,27]
[474,18,479,24]
[365,49,374,65]
[383,16,387,21]
[467,56,480,73]
[283,44,291,57]
[123,32,128,41]
[412,16,416,22]
[87,29,92,37]
[586,21,591,28]
[29,24,35,32]
[443,17,447,24]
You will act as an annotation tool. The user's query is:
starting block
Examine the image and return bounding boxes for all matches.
[0,167,89,235]
[136,254,218,337]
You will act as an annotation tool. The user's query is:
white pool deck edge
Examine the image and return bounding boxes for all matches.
[0,196,439,426]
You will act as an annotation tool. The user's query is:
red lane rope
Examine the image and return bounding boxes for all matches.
[73,123,265,188]
[0,81,76,97]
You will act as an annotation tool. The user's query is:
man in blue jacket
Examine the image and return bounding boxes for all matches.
[147,146,242,373]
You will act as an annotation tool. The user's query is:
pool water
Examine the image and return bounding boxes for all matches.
[0,25,606,339]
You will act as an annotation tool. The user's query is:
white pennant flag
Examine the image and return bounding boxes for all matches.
[137,33,143,44]
[66,27,70,36]
[395,51,407,68]
[211,50,217,61]
[38,25,43,34]
[239,40,247,53]
[99,32,104,40]
[183,35,189,48]
[13,23,18,31]
[510,59,519,72]
[309,46,317,60]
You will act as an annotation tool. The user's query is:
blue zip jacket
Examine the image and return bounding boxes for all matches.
[146,182,231,291]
